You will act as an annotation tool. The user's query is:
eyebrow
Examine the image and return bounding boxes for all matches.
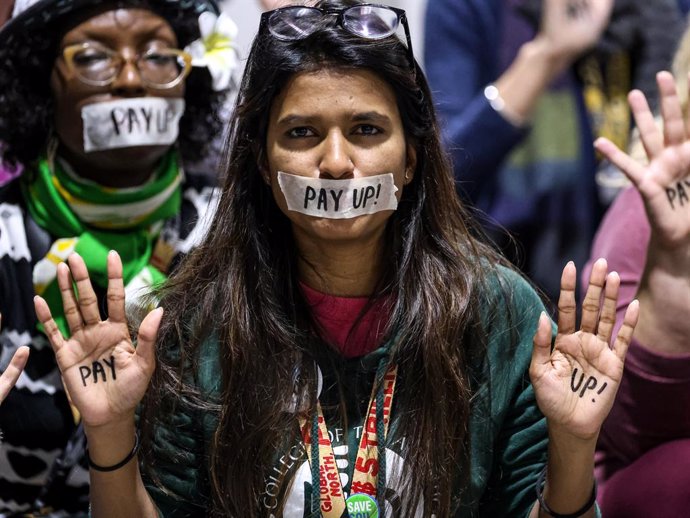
[276,114,317,127]
[277,111,392,126]
[351,111,392,124]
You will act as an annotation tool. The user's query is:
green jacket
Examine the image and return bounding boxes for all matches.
[143,267,573,517]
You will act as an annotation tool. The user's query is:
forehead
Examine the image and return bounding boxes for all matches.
[271,68,401,120]
[59,8,177,47]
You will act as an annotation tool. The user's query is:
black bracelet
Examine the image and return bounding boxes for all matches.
[535,466,597,518]
[86,432,139,472]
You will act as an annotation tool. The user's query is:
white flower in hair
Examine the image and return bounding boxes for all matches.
[185,11,239,92]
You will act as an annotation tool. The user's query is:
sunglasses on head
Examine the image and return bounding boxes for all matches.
[260,3,415,74]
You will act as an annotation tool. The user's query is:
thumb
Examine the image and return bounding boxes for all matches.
[0,346,30,403]
[135,307,163,373]
[594,137,647,188]
[530,312,552,380]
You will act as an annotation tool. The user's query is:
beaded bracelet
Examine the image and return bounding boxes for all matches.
[86,432,140,472]
[536,466,597,518]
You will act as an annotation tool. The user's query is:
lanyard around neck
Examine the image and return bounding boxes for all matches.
[299,365,398,518]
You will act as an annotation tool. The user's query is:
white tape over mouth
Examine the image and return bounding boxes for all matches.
[81,97,186,152]
[277,172,399,219]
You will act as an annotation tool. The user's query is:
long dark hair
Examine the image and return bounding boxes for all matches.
[141,0,512,515]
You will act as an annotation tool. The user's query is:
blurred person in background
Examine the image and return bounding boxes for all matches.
[0,0,237,514]
[424,0,683,305]
[583,21,690,516]
[0,0,19,186]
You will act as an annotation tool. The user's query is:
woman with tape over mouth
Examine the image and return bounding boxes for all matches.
[34,1,637,517]
[0,0,237,514]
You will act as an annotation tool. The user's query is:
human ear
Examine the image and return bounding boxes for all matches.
[259,165,270,185]
[254,146,271,185]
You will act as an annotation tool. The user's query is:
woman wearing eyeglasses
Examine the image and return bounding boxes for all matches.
[0,0,236,514]
[34,1,638,517]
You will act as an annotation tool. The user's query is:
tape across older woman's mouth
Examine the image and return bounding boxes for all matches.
[277,171,399,219]
[81,97,186,152]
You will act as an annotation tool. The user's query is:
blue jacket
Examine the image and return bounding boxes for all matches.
[423,0,682,301]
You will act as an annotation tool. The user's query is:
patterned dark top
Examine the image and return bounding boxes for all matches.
[0,171,218,516]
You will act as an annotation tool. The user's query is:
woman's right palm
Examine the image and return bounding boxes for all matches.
[34,251,161,428]
[541,0,613,58]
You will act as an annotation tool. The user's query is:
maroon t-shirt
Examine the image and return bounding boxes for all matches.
[585,186,690,516]
[300,282,390,358]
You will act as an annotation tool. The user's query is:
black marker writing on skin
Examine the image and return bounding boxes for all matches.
[79,356,117,387]
[570,367,607,402]
[666,179,690,210]
[566,2,580,18]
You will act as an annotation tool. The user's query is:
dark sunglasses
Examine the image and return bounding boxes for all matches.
[260,3,415,73]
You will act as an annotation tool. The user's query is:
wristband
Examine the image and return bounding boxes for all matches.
[86,432,139,472]
[536,466,597,518]
[484,83,527,127]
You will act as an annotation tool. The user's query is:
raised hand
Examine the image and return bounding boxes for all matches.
[540,0,613,60]
[530,259,639,440]
[34,252,162,428]
[595,71,690,249]
[0,314,29,404]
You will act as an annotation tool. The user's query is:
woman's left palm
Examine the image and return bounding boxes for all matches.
[530,259,639,440]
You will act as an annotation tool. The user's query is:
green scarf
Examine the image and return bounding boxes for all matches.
[22,152,182,337]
